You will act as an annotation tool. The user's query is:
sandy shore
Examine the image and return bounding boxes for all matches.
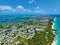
[51,37,56,45]
[51,23,56,45]
[52,23,54,29]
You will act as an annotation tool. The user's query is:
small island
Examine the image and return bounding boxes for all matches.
[0,16,55,45]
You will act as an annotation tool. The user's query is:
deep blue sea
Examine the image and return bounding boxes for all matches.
[0,15,35,24]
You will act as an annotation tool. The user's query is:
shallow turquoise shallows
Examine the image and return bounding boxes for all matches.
[54,17,60,45]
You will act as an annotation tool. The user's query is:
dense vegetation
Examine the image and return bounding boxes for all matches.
[0,17,55,45]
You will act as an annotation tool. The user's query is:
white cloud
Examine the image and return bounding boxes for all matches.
[34,10,43,13]
[16,5,32,13]
[54,9,57,12]
[0,5,27,13]
[16,5,25,11]
[28,0,36,4]
[0,6,13,10]
[28,1,33,4]
[36,6,40,9]
[16,5,27,13]
[0,5,16,12]
[16,5,24,10]
[0,5,44,14]
[0,5,32,13]
[34,6,44,14]
[26,9,31,13]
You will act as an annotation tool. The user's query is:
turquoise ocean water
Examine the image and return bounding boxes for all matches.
[53,17,60,45]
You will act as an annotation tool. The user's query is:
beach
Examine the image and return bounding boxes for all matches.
[51,37,56,45]
[51,21,56,45]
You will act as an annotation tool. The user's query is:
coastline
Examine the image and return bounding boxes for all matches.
[51,19,56,45]
[51,37,56,45]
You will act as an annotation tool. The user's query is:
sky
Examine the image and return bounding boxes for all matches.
[0,0,60,15]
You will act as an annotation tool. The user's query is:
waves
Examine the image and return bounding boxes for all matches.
[53,17,60,45]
